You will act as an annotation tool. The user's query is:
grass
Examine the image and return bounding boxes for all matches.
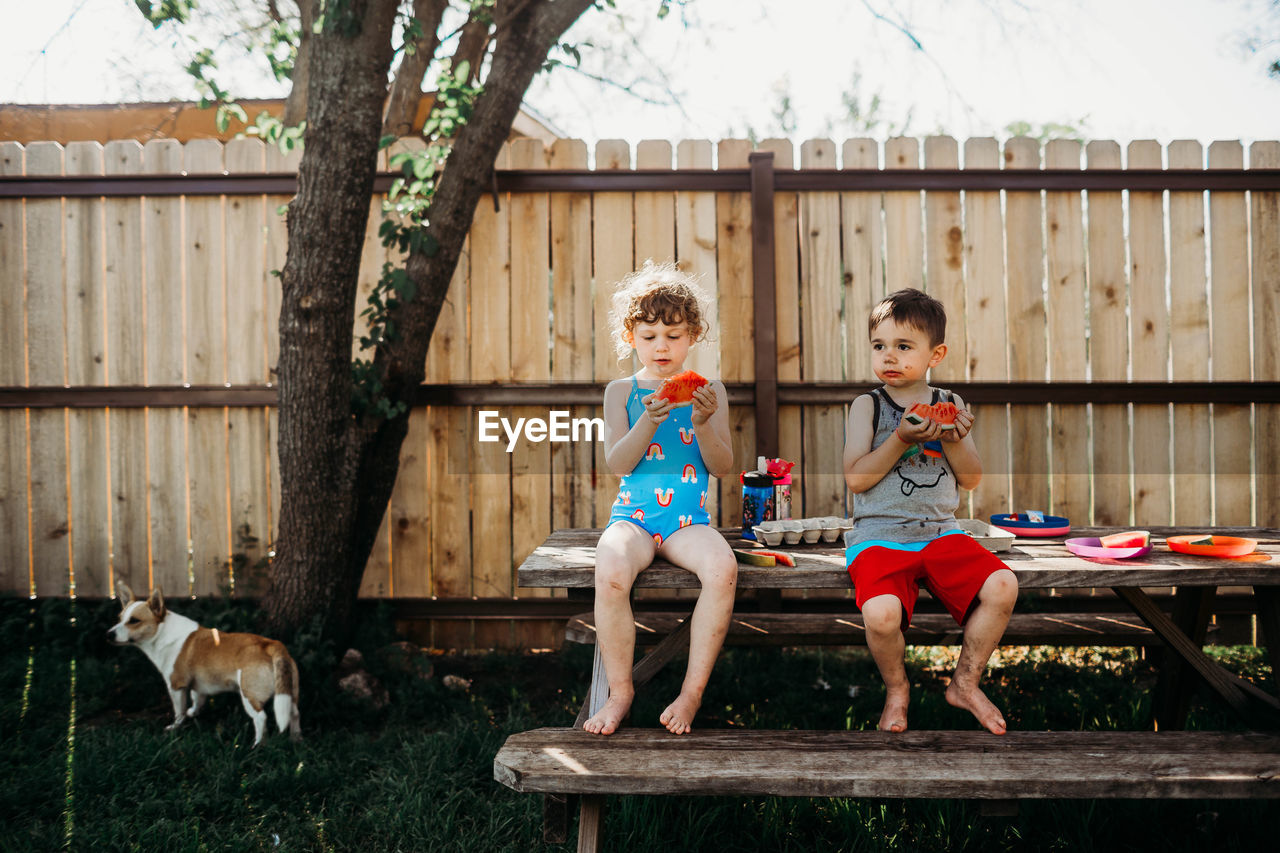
[1,595,1277,852]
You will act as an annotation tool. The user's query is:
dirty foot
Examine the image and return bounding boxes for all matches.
[583,692,633,736]
[659,692,701,735]
[878,684,910,733]
[945,683,1007,734]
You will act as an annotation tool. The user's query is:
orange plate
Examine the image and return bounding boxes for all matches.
[1166,535,1257,558]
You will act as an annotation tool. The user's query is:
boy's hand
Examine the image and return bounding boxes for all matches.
[940,408,974,442]
[895,416,945,445]
[640,393,673,427]
[690,384,718,425]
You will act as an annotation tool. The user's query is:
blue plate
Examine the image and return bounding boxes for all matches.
[989,513,1071,537]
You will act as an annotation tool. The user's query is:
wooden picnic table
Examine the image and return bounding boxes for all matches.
[503,525,1280,850]
[519,526,1280,727]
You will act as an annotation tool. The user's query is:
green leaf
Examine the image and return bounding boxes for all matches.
[412,157,435,180]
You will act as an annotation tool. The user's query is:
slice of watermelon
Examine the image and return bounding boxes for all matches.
[749,549,795,567]
[1099,530,1151,549]
[733,549,775,567]
[655,370,709,407]
[902,401,959,430]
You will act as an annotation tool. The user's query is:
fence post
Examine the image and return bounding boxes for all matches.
[749,150,778,460]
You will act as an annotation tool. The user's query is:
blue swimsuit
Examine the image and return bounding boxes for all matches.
[606,376,711,547]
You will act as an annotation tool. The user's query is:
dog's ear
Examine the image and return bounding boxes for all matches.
[147,587,166,618]
[116,580,134,605]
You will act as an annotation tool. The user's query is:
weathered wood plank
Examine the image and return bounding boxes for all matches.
[1044,140,1090,522]
[142,140,188,594]
[549,140,594,531]
[224,138,271,591]
[1127,140,1171,527]
[962,138,1009,521]
[509,138,556,648]
[26,142,71,596]
[0,142,28,595]
[184,139,229,597]
[1207,141,1252,525]
[591,140,632,527]
[714,139,752,530]
[798,140,844,518]
[564,610,1158,647]
[1251,141,1280,527]
[495,728,1280,799]
[65,141,110,597]
[1086,141,1131,526]
[1005,137,1050,515]
[518,528,1280,590]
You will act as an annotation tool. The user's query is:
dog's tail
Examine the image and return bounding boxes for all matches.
[270,645,301,741]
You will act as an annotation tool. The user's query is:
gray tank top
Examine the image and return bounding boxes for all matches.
[845,387,960,547]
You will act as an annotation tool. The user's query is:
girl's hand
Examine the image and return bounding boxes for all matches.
[940,408,974,442]
[690,384,718,425]
[640,393,673,427]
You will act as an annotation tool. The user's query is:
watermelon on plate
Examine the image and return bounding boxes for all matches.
[902,401,959,430]
[1099,530,1151,549]
[655,370,709,407]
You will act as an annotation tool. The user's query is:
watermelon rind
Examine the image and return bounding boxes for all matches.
[749,549,795,567]
[733,549,776,567]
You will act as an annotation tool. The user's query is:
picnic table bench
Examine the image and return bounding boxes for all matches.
[496,526,1280,851]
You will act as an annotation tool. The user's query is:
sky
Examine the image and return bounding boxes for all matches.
[2,0,1278,153]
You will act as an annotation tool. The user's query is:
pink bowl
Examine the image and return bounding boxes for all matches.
[1065,537,1153,560]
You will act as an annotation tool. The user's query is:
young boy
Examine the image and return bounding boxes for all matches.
[843,288,1018,735]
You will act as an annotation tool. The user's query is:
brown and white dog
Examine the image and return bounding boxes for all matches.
[107,581,301,746]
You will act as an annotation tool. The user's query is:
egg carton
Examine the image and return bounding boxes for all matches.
[752,517,853,547]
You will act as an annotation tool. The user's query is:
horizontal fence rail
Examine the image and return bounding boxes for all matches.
[3,381,1278,408]
[6,167,1280,198]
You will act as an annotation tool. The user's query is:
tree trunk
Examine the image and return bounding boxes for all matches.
[265,0,401,641]
[263,0,596,646]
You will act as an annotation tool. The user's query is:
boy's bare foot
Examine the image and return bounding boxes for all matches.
[945,682,1007,734]
[878,684,910,732]
[659,692,701,735]
[583,692,633,736]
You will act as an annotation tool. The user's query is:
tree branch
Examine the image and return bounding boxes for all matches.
[382,0,449,137]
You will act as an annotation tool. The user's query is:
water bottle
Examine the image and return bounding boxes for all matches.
[741,471,776,540]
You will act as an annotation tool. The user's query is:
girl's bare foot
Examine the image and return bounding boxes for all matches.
[583,692,633,735]
[945,682,1007,734]
[659,692,701,735]
[878,684,910,732]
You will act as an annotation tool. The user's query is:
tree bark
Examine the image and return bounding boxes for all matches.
[266,0,401,640]
[263,0,596,645]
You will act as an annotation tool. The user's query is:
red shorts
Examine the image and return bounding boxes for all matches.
[847,533,1009,629]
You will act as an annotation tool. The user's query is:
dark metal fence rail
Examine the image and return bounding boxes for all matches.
[5,168,1280,198]
[2,381,1277,408]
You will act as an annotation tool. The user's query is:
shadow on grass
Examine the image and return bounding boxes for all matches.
[0,596,1276,851]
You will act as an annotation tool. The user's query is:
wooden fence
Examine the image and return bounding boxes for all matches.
[1,135,1278,650]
